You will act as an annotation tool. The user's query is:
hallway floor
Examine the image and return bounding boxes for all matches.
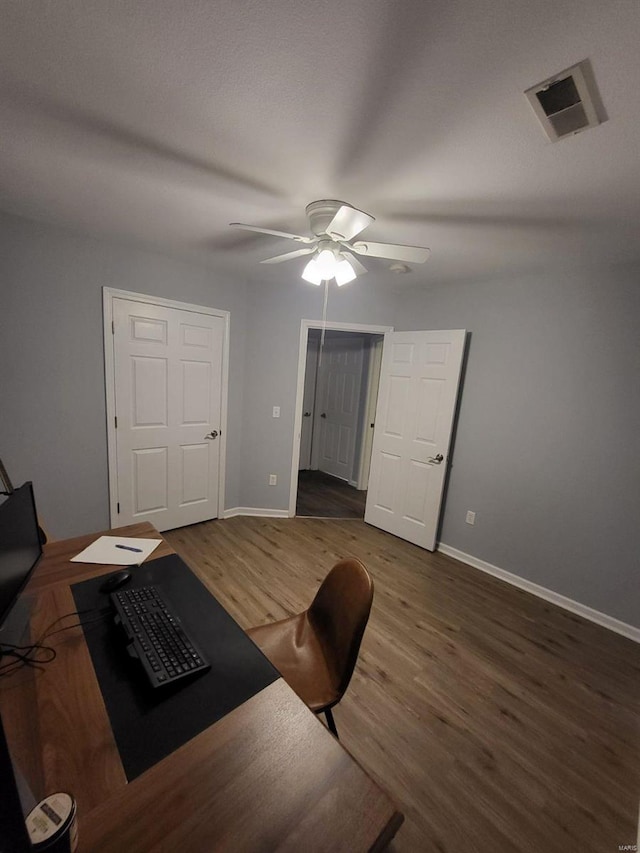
[296,470,366,518]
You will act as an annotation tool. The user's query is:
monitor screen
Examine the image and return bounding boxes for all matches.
[0,483,43,630]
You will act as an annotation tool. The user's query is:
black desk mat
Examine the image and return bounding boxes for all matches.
[71,554,279,781]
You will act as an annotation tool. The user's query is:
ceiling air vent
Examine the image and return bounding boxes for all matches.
[525,60,601,142]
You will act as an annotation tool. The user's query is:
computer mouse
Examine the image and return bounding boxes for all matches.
[100,569,133,593]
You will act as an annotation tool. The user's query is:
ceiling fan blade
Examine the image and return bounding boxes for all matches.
[340,251,368,276]
[229,223,314,243]
[351,241,431,264]
[325,205,375,241]
[260,247,317,264]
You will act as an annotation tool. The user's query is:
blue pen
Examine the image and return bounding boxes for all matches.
[115,544,143,553]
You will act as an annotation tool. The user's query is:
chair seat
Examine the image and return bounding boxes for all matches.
[247,612,339,712]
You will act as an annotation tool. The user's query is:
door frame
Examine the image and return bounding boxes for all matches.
[103,287,230,529]
[288,319,393,517]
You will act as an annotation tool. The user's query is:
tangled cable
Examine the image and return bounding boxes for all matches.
[0,608,110,677]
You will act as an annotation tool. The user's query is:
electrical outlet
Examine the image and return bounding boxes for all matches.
[269,474,277,486]
[466,510,476,525]
[272,406,280,418]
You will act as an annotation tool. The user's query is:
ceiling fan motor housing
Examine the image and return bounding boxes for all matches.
[305,200,350,236]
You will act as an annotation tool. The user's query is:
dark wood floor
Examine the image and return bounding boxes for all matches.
[166,517,640,853]
[296,469,367,518]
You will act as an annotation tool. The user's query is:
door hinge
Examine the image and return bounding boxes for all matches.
[111,320,115,335]
[117,502,120,513]
[114,416,118,429]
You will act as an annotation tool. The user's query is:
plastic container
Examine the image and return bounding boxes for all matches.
[25,793,78,852]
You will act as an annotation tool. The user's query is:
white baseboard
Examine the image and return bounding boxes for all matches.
[438,543,640,644]
[222,506,290,519]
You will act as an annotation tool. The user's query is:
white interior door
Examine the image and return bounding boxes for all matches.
[111,297,225,531]
[365,330,466,551]
[357,337,384,490]
[314,336,365,482]
[299,336,319,470]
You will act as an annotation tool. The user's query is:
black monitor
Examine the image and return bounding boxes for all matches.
[0,483,43,642]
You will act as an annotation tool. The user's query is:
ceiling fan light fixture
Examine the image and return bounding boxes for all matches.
[301,258,323,285]
[334,258,357,286]
[315,248,338,280]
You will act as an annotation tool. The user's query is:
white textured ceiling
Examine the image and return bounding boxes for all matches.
[1,0,640,286]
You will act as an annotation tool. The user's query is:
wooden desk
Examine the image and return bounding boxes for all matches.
[0,523,403,852]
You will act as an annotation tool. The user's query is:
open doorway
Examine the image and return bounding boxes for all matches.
[289,321,392,518]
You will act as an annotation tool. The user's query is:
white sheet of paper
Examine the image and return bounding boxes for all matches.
[70,536,162,565]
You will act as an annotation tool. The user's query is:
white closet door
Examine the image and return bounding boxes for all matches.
[314,336,365,482]
[112,298,224,531]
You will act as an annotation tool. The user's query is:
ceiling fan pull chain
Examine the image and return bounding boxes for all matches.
[318,279,329,369]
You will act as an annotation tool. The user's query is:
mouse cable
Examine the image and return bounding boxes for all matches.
[0,644,57,676]
[39,612,111,643]
[35,608,108,646]
[0,609,111,678]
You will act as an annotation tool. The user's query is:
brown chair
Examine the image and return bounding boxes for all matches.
[246,558,373,738]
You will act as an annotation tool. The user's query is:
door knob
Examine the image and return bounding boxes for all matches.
[427,453,444,464]
[205,430,219,440]
[320,413,327,419]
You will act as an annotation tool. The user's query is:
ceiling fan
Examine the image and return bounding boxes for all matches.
[230,200,430,285]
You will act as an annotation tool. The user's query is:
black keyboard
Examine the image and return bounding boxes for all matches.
[111,585,210,688]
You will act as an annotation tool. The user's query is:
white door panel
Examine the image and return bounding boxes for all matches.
[112,298,224,531]
[180,444,210,504]
[133,447,168,514]
[365,330,466,551]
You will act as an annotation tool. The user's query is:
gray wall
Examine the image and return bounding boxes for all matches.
[394,264,640,627]
[0,212,248,537]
